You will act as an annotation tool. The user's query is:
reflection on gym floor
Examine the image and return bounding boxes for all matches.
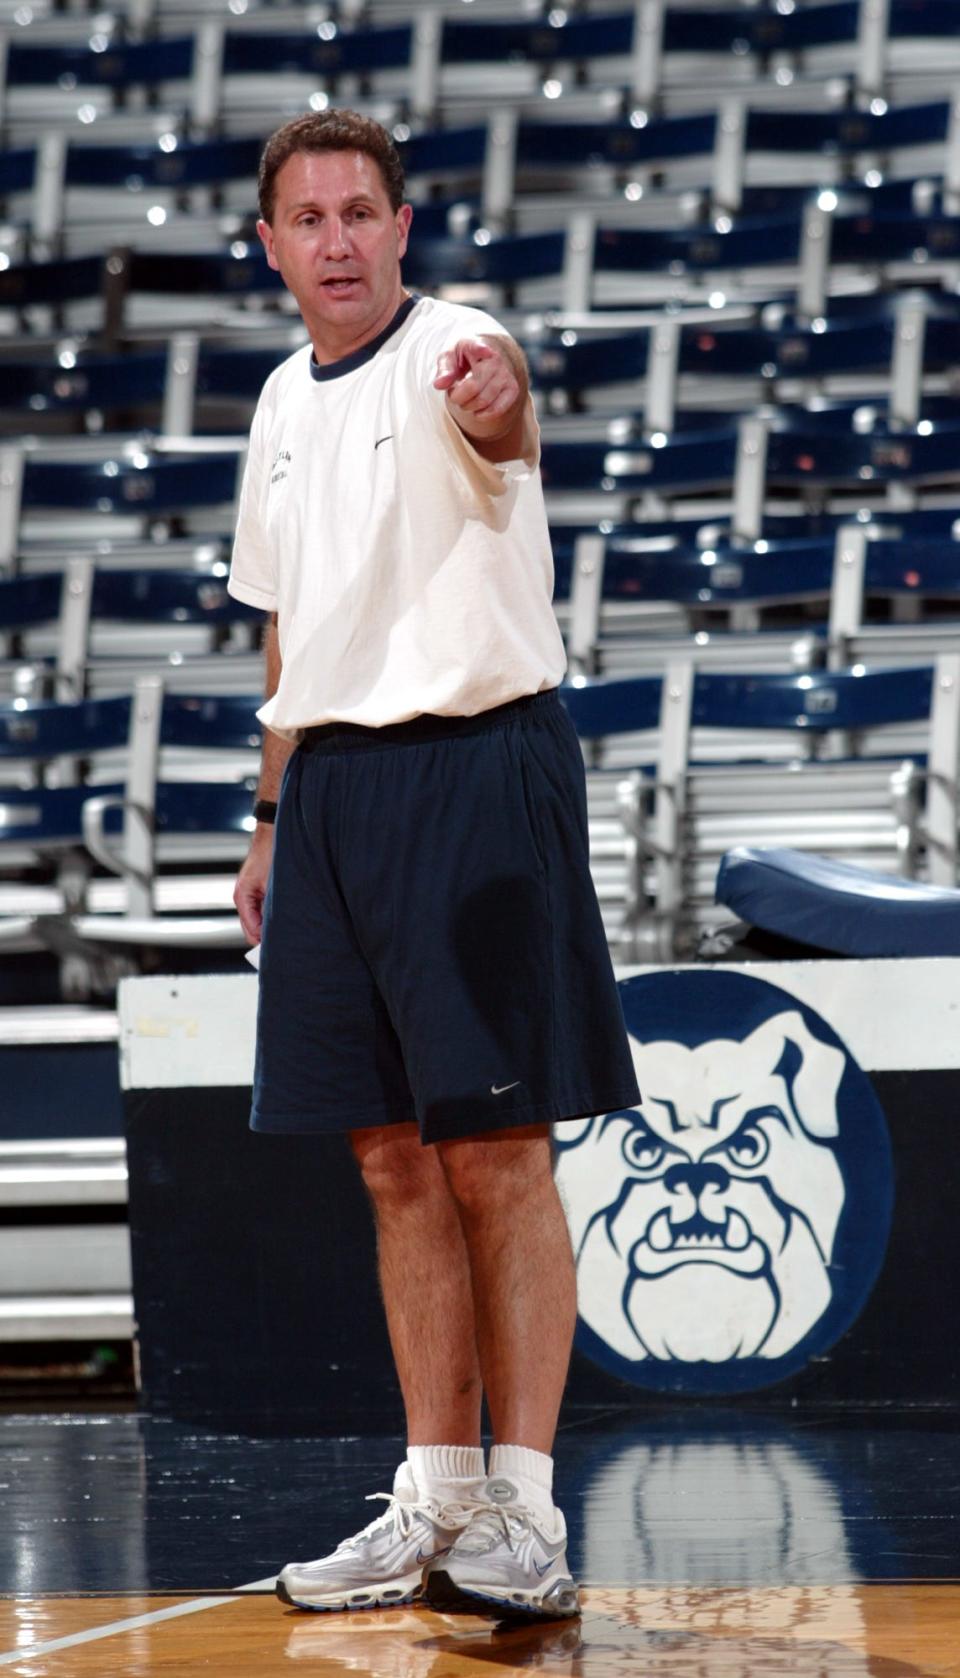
[2,1411,959,1673]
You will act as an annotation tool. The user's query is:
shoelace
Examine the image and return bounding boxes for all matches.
[343,1492,477,1549]
[454,1505,530,1556]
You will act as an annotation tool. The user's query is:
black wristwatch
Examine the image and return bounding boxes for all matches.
[253,799,278,824]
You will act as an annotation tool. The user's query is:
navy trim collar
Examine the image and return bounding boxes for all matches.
[309,293,419,382]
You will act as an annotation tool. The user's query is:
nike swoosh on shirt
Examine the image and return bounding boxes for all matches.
[491,1081,521,1095]
[374,434,394,450]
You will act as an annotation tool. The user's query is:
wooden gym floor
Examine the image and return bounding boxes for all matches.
[2,1410,959,1674]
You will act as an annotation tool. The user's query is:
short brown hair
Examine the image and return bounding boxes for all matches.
[258,109,406,223]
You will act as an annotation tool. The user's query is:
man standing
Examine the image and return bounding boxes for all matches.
[229,109,640,1621]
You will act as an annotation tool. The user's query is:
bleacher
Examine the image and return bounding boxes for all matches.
[3,0,960,1346]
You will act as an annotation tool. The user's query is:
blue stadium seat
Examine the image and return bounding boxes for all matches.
[124,249,285,299]
[560,673,662,740]
[22,453,241,514]
[64,135,263,191]
[403,229,566,289]
[529,290,960,395]
[541,430,739,494]
[0,148,35,195]
[0,692,130,759]
[88,572,255,628]
[716,844,960,958]
[0,573,62,632]
[571,536,838,609]
[6,36,193,92]
[2,352,168,415]
[565,664,937,741]
[221,25,413,78]
[399,127,487,177]
[514,113,717,172]
[1,346,293,418]
[0,256,102,309]
[440,15,634,70]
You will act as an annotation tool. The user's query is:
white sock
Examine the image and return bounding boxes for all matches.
[488,1443,556,1526]
[406,1444,485,1508]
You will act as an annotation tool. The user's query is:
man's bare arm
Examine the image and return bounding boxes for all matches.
[433,334,531,463]
[234,614,292,943]
[253,616,293,802]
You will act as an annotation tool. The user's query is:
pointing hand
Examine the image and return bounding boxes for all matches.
[433,338,522,433]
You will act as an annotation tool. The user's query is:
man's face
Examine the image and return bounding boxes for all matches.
[257,149,412,358]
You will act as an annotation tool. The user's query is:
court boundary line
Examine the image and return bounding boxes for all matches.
[0,1578,278,1665]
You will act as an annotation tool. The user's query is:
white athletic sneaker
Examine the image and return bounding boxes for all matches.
[423,1475,580,1621]
[276,1463,475,1612]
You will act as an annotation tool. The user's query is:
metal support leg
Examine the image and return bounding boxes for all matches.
[616,769,653,960]
[827,525,867,670]
[0,35,9,140]
[56,556,94,704]
[732,416,768,543]
[162,333,200,438]
[190,23,224,134]
[629,0,664,112]
[927,653,960,887]
[798,197,835,322]
[569,533,606,676]
[711,98,745,216]
[644,319,679,436]
[126,0,156,34]
[856,0,890,101]
[889,295,927,430]
[123,676,164,920]
[32,133,67,261]
[482,109,518,232]
[562,212,595,314]
[411,12,442,123]
[946,92,960,217]
[101,248,131,347]
[0,446,24,572]
[654,658,694,961]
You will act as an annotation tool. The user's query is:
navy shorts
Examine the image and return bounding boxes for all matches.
[252,689,641,1145]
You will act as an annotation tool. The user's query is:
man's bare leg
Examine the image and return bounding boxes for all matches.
[351,1122,483,1446]
[435,1124,576,1454]
[277,1124,483,1611]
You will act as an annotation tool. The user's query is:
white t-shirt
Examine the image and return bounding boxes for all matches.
[228,294,567,737]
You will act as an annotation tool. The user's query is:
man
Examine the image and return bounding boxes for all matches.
[229,109,640,1622]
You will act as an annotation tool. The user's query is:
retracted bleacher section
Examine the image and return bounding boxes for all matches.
[561,653,960,959]
[3,0,960,959]
[0,679,260,982]
[5,0,960,1348]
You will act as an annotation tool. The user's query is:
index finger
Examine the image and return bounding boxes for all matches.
[433,347,466,389]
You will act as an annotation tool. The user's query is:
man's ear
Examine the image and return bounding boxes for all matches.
[396,202,413,262]
[257,218,280,272]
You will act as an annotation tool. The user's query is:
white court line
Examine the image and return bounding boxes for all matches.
[0,1577,278,1665]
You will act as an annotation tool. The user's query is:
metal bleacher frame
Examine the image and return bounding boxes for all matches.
[563,652,960,962]
[0,675,259,980]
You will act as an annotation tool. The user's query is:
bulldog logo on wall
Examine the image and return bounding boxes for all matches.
[555,969,893,1393]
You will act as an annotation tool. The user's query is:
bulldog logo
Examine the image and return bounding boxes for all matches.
[556,970,893,1393]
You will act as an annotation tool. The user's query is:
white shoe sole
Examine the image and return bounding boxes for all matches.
[276,1568,426,1612]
